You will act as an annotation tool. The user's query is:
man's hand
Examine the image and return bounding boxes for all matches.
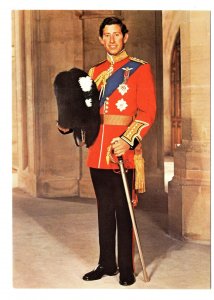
[111,137,130,157]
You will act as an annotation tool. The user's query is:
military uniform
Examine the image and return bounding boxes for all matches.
[87,50,156,170]
[87,49,156,280]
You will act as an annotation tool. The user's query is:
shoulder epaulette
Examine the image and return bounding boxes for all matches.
[88,59,107,78]
[130,57,148,65]
[88,67,95,78]
[93,59,107,67]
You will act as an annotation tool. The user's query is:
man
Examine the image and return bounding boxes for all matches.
[82,17,156,286]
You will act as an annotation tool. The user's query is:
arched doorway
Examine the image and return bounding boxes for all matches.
[164,30,181,192]
[171,30,181,154]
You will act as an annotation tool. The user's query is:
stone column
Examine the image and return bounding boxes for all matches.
[14,11,38,195]
[14,10,84,197]
[168,11,210,241]
[12,12,19,172]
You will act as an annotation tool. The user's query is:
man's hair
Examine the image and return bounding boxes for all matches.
[99,17,129,37]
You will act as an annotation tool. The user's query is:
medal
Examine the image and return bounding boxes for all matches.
[122,67,133,83]
[117,67,133,96]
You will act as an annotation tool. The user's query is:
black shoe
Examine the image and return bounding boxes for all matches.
[119,273,136,286]
[82,265,118,281]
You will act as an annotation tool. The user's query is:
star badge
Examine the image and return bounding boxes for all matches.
[117,83,129,96]
[116,99,128,112]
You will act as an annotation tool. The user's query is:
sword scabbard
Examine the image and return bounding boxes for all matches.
[118,156,150,282]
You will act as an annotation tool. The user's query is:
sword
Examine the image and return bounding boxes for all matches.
[118,156,150,282]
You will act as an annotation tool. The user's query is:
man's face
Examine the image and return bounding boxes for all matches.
[99,24,128,56]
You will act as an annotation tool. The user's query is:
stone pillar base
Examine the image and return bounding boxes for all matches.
[168,176,210,241]
[37,176,79,198]
[18,171,79,198]
[168,141,210,242]
[18,170,37,196]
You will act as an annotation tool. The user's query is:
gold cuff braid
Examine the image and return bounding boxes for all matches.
[120,120,149,146]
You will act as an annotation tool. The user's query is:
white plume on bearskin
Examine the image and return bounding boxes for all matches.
[78,76,93,92]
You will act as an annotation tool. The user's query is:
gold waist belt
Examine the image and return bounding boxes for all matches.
[100,114,133,126]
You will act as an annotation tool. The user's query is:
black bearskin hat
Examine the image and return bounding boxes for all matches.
[54,68,100,147]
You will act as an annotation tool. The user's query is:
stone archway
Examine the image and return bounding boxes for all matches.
[163,30,181,193]
[170,30,181,154]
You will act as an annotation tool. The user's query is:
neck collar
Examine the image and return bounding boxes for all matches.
[107,49,128,64]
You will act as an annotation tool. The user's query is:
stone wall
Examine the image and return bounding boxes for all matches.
[163,11,211,241]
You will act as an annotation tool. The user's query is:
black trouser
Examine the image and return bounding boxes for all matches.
[90,168,134,277]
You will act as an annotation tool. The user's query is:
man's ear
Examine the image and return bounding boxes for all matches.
[124,33,129,44]
[99,36,104,45]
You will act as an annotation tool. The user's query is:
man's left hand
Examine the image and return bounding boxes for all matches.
[111,137,130,157]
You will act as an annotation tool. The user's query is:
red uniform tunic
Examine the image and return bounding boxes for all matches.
[87,50,156,170]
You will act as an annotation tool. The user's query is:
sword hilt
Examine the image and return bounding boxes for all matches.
[118,156,123,162]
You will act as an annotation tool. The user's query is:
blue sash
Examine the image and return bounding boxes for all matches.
[100,60,142,107]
